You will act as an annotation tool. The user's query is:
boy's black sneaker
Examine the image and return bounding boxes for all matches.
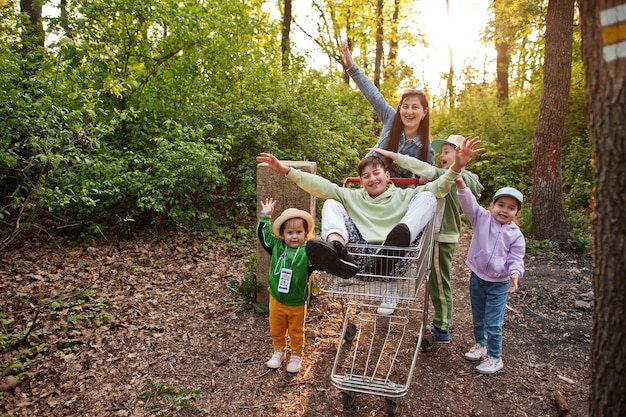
[305,239,358,279]
[374,224,410,276]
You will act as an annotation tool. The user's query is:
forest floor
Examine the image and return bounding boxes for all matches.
[1,225,592,417]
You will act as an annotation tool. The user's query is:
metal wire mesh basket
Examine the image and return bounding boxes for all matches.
[320,217,434,307]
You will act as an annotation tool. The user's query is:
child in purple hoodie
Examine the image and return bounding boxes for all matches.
[455,177,525,375]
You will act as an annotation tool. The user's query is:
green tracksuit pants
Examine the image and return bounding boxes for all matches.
[429,241,457,332]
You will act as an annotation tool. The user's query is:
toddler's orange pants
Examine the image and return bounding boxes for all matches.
[269,295,307,357]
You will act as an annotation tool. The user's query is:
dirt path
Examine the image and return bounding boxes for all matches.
[0,227,592,416]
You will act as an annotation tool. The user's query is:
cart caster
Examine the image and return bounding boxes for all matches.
[385,398,399,415]
[341,391,355,409]
[421,332,436,351]
[344,323,357,342]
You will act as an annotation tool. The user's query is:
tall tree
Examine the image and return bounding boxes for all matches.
[20,0,44,48]
[487,0,547,100]
[281,0,292,69]
[579,2,626,416]
[493,1,511,103]
[445,0,454,109]
[19,0,44,77]
[373,0,384,88]
[383,0,400,80]
[530,0,573,248]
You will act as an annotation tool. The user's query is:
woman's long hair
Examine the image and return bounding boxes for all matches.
[383,89,430,167]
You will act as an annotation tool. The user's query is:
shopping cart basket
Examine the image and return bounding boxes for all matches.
[319,177,437,416]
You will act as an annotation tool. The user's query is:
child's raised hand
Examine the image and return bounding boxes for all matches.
[454,136,484,169]
[366,147,398,161]
[340,41,354,69]
[256,153,291,174]
[260,198,277,217]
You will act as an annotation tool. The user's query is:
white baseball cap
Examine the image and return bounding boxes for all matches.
[431,134,465,153]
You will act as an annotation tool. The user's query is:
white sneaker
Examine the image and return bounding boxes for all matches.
[476,355,503,374]
[377,293,399,315]
[266,350,284,369]
[286,355,302,373]
[465,343,487,361]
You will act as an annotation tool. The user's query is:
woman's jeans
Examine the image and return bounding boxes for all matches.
[469,271,509,358]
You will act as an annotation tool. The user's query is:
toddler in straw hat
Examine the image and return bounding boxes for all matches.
[257,198,315,373]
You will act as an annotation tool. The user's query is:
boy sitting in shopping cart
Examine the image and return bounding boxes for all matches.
[256,137,483,313]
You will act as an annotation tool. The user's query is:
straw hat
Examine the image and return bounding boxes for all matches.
[271,208,315,237]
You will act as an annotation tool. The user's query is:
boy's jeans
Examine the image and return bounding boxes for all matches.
[469,271,509,358]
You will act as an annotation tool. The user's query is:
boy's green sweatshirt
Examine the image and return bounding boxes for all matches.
[286,167,459,244]
[395,154,484,243]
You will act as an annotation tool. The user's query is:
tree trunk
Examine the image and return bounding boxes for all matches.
[281,0,292,70]
[492,0,513,104]
[384,0,400,80]
[374,0,383,89]
[579,1,626,416]
[530,0,573,248]
[495,39,510,102]
[446,0,454,109]
[20,0,44,51]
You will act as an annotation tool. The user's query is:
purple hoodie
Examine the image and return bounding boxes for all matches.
[457,188,525,282]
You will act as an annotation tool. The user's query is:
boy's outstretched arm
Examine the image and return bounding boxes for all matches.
[450,137,484,173]
[256,153,291,175]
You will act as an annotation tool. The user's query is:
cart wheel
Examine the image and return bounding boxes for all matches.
[386,398,399,415]
[421,333,436,352]
[344,323,357,342]
[341,391,355,409]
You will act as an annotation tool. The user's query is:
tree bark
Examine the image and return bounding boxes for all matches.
[579,1,626,416]
[446,0,455,109]
[281,0,292,70]
[495,39,510,102]
[384,0,399,80]
[374,0,383,89]
[530,0,573,248]
[493,0,511,103]
[20,0,44,52]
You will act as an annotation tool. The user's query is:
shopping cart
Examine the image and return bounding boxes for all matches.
[319,177,436,416]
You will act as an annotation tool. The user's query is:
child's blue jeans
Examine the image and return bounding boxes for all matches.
[469,271,509,358]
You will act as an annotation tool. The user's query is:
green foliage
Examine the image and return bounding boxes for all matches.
[222,253,267,313]
[525,238,559,259]
[7,343,48,380]
[432,63,590,242]
[434,92,535,203]
[0,283,113,381]
[562,135,592,212]
[569,227,591,254]
[310,276,322,297]
[0,0,591,251]
[139,380,202,416]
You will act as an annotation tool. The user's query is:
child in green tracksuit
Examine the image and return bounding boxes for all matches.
[257,198,315,373]
[368,134,483,342]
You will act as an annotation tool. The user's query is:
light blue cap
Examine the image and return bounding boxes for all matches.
[492,187,523,208]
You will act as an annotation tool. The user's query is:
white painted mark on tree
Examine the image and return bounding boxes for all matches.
[600,4,626,62]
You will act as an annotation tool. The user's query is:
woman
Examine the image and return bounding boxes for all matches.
[341,42,434,179]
